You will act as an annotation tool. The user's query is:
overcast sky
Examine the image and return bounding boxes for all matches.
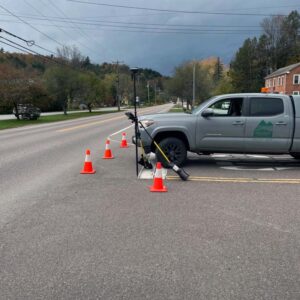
[0,0,299,75]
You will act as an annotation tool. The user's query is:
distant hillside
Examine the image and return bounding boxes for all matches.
[0,49,165,114]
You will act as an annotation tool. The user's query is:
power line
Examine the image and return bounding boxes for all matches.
[0,27,56,55]
[0,3,65,51]
[0,36,68,67]
[66,0,286,17]
[0,20,262,34]
[0,20,261,35]
[0,12,263,28]
[0,18,263,32]
[0,29,107,76]
[0,39,35,55]
[0,28,34,46]
[23,0,70,44]
[0,36,94,74]
[44,0,102,55]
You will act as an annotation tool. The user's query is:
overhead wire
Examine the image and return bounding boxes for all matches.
[41,0,101,56]
[0,39,35,55]
[0,19,262,34]
[0,3,65,52]
[45,0,106,54]
[23,0,71,44]
[0,36,69,67]
[0,29,107,75]
[66,0,287,17]
[0,27,57,55]
[0,12,263,28]
[0,27,34,46]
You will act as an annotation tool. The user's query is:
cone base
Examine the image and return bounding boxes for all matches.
[120,145,129,148]
[80,170,96,174]
[102,156,114,159]
[149,186,168,192]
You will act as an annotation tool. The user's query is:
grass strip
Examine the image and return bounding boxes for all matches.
[169,108,184,113]
[0,110,118,130]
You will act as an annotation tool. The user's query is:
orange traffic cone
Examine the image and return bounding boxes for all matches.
[80,149,96,174]
[150,162,168,192]
[102,139,114,159]
[120,132,129,148]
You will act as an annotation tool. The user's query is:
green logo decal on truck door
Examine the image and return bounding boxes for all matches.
[254,120,273,138]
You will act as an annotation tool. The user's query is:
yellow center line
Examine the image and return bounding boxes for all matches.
[56,107,164,133]
[167,176,300,184]
[56,115,125,132]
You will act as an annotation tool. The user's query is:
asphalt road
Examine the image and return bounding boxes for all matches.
[1,104,300,299]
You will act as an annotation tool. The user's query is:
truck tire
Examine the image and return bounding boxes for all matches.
[155,137,187,168]
[290,153,300,159]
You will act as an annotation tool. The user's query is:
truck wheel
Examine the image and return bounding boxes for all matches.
[155,137,187,168]
[290,153,300,159]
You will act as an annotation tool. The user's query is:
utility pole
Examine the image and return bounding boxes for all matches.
[192,62,196,109]
[154,82,157,105]
[147,81,150,105]
[112,60,124,111]
[130,67,140,177]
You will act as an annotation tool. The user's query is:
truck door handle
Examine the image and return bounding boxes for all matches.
[232,121,244,125]
[275,121,287,126]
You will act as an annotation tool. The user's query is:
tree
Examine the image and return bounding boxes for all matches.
[76,73,106,112]
[212,72,234,95]
[0,64,50,117]
[281,10,300,64]
[261,15,285,71]
[56,45,84,68]
[213,57,224,83]
[166,61,213,107]
[44,66,78,115]
[229,10,300,92]
[229,38,264,92]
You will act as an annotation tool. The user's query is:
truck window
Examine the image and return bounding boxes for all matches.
[249,98,283,116]
[209,98,243,116]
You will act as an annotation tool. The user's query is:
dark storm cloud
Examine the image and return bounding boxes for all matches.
[1,0,298,74]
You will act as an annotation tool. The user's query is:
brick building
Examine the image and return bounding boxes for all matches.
[264,62,300,95]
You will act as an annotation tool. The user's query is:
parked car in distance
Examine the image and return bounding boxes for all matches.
[136,93,300,166]
[13,104,41,120]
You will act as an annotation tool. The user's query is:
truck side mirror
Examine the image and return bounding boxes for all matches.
[201,108,214,118]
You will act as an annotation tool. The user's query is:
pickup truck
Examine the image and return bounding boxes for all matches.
[137,93,300,166]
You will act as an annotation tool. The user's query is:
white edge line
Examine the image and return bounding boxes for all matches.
[109,124,134,137]
[110,138,134,146]
[108,105,169,139]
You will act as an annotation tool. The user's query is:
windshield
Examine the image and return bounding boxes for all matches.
[192,96,217,114]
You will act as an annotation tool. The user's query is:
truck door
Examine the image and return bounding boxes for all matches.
[245,97,292,153]
[196,97,246,152]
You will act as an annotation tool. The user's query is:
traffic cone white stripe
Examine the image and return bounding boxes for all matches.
[154,167,162,178]
[85,154,91,162]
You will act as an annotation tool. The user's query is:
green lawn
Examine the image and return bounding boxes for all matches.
[0,110,118,130]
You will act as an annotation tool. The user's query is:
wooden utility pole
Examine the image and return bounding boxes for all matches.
[112,60,124,111]
[192,62,196,109]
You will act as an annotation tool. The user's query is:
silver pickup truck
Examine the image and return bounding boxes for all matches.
[138,93,300,166]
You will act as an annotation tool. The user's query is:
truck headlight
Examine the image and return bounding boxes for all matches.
[139,119,155,128]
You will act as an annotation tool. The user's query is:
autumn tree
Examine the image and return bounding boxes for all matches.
[0,63,51,118]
